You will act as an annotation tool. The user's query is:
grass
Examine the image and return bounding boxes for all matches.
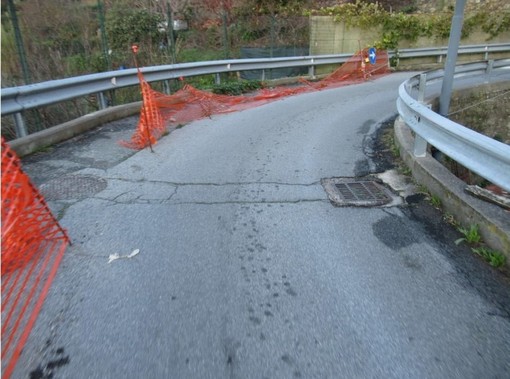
[454,223,507,269]
[416,184,429,194]
[455,224,482,246]
[390,140,400,157]
[399,165,412,176]
[429,194,442,208]
[472,246,507,268]
[415,185,442,209]
[382,129,400,158]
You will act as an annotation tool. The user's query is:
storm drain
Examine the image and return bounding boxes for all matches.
[40,174,107,201]
[322,177,395,207]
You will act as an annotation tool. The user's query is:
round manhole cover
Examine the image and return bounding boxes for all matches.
[40,175,108,201]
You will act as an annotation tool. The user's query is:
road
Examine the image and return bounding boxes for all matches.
[15,72,510,378]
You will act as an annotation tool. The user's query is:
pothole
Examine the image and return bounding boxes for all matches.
[322,176,401,207]
[39,174,107,201]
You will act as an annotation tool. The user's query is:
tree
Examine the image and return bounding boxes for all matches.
[203,0,234,57]
[105,5,164,66]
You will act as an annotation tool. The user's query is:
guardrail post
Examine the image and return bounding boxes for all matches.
[414,74,429,158]
[14,113,28,138]
[163,80,171,95]
[484,46,489,60]
[309,59,316,79]
[309,65,316,79]
[215,73,221,85]
[485,60,494,82]
[418,73,427,102]
[97,92,108,110]
[261,70,266,81]
[413,135,427,157]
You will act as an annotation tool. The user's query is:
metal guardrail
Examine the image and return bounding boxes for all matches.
[396,58,510,191]
[0,54,354,117]
[396,43,510,60]
[1,43,509,139]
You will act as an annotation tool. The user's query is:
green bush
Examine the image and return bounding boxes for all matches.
[212,80,264,96]
[177,48,225,63]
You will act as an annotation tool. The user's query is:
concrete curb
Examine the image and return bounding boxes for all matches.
[10,102,142,157]
[394,116,510,263]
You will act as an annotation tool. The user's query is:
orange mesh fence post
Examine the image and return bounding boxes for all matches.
[120,73,165,150]
[1,138,70,379]
[120,45,166,150]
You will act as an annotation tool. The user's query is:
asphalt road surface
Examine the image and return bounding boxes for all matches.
[15,72,510,379]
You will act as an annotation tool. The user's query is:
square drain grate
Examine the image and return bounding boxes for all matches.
[322,177,395,207]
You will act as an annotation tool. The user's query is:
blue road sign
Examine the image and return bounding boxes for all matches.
[368,47,377,65]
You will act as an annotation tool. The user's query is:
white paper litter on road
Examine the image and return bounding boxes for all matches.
[108,249,140,264]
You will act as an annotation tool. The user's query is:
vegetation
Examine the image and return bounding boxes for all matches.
[212,80,264,95]
[455,224,482,246]
[453,224,507,268]
[306,1,510,49]
[3,0,509,85]
[381,125,507,270]
[2,0,509,139]
[429,194,442,209]
[472,247,507,268]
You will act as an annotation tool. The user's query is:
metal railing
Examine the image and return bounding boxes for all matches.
[0,54,354,116]
[1,43,509,139]
[395,43,510,61]
[396,58,510,191]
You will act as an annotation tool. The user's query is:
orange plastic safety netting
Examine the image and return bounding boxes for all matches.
[1,138,71,379]
[122,48,390,150]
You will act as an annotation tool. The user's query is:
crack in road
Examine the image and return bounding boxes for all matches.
[87,177,326,206]
[94,199,329,206]
[102,176,322,187]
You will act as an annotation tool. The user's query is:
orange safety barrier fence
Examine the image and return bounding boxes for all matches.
[1,138,70,379]
[122,48,390,150]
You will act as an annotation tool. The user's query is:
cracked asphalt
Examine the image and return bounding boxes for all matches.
[15,72,510,379]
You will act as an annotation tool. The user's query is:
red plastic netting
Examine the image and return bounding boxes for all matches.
[122,49,390,150]
[1,138,70,379]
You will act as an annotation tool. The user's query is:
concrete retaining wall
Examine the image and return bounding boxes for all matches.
[394,117,510,263]
[10,102,141,157]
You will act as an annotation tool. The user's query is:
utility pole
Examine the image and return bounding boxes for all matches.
[439,0,466,117]
[7,0,31,84]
